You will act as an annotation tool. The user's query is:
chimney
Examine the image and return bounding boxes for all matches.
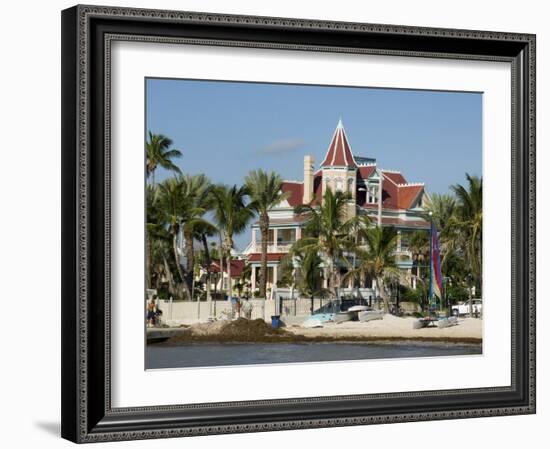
[303,155,314,203]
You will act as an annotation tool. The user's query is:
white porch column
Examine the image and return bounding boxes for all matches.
[251,265,257,293]
[272,228,278,252]
[272,264,278,287]
[296,226,302,240]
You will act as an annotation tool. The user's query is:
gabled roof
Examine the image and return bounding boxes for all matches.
[320,119,358,168]
[396,184,424,209]
[357,165,376,180]
[382,171,407,185]
[277,120,425,212]
[210,259,245,277]
[356,167,424,210]
[280,181,303,207]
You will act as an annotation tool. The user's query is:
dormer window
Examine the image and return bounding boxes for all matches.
[367,185,379,203]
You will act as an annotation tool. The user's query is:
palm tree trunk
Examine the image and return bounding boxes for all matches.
[184,230,194,298]
[216,234,223,317]
[226,253,232,301]
[201,234,212,317]
[172,233,191,300]
[145,233,152,289]
[468,282,473,318]
[329,257,338,299]
[378,277,390,313]
[225,237,232,302]
[162,254,175,296]
[259,213,269,299]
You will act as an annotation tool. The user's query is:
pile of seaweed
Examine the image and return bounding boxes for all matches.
[161,318,482,346]
[165,318,297,344]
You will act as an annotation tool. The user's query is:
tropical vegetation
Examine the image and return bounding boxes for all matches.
[145,130,482,318]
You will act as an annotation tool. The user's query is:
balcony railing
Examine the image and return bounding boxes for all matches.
[252,241,295,253]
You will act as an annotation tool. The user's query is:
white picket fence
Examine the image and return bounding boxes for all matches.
[156,288,379,326]
[156,298,277,324]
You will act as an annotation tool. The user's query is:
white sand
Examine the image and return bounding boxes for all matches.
[287,315,482,341]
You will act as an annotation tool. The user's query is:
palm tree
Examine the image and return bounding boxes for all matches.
[350,225,399,313]
[295,249,329,314]
[179,174,213,298]
[210,184,254,300]
[245,170,290,299]
[294,188,355,298]
[451,174,482,315]
[424,193,460,268]
[408,229,429,281]
[146,183,164,290]
[155,177,189,298]
[234,264,252,299]
[424,193,456,233]
[146,184,178,295]
[146,132,182,184]
[193,220,218,316]
[155,176,209,299]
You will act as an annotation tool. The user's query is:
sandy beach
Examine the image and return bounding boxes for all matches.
[286,315,482,341]
[156,315,482,345]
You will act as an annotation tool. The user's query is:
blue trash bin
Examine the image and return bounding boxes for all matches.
[271,315,281,329]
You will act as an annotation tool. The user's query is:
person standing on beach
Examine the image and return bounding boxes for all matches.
[147,297,157,327]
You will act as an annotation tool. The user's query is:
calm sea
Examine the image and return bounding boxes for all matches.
[146,342,482,369]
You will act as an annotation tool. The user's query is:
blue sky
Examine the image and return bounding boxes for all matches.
[146,78,482,250]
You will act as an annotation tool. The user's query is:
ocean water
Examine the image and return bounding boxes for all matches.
[146,342,482,369]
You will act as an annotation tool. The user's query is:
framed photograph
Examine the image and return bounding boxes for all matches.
[61,4,536,443]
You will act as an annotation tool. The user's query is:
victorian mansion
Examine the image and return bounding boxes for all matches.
[242,119,430,296]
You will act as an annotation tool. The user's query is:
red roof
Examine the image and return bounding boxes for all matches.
[274,122,424,212]
[280,181,303,207]
[396,184,424,209]
[320,120,357,168]
[247,253,286,262]
[382,171,407,185]
[356,167,423,210]
[381,175,398,209]
[209,259,245,277]
[357,165,376,179]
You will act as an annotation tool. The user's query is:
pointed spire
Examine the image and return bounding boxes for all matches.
[320,119,357,168]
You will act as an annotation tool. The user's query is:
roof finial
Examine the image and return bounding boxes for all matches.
[337,117,344,129]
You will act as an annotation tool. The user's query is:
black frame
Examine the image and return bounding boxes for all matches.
[61,4,536,443]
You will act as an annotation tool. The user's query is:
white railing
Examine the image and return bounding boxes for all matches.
[251,243,293,253]
[395,249,412,257]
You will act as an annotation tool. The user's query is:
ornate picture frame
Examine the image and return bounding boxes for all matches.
[61,4,536,443]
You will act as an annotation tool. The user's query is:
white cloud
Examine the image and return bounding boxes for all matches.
[259,138,304,155]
